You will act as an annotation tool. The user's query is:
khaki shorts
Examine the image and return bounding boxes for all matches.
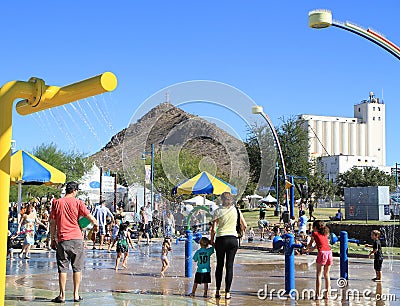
[56,239,85,273]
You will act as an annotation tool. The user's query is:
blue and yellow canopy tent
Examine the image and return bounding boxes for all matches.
[10,150,66,211]
[172,171,237,230]
[172,171,237,196]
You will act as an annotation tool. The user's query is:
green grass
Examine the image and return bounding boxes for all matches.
[241,207,339,228]
[331,243,400,256]
[241,207,399,228]
[241,207,400,256]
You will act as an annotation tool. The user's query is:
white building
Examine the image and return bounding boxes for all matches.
[299,92,386,181]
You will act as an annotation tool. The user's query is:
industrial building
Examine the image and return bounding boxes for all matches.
[299,92,387,181]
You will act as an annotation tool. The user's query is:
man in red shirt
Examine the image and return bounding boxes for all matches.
[50,182,98,303]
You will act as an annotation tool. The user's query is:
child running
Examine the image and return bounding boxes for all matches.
[115,223,134,271]
[189,237,214,297]
[160,237,172,277]
[365,230,383,282]
[304,220,333,299]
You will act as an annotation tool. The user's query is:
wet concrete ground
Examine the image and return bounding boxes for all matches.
[5,239,400,305]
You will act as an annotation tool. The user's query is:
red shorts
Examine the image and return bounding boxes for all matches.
[316,250,333,265]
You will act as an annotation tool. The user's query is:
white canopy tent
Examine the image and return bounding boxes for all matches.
[259,194,277,203]
[183,195,215,206]
[183,195,219,212]
[247,194,263,208]
[181,204,194,216]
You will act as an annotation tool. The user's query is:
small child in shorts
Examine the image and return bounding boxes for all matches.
[7,230,17,260]
[365,230,383,282]
[248,227,255,242]
[189,237,215,297]
[160,237,172,277]
[108,220,120,252]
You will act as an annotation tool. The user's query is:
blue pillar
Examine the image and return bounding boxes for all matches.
[185,230,193,277]
[284,234,295,294]
[289,176,295,219]
[282,233,303,295]
[339,231,348,280]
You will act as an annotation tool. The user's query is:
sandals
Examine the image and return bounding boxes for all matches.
[51,296,65,303]
[74,296,83,302]
[214,292,231,299]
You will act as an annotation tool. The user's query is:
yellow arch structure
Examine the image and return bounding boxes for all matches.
[0,72,117,304]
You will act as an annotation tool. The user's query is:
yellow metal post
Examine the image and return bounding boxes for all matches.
[0,72,117,305]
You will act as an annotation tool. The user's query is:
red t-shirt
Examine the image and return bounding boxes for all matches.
[312,231,331,251]
[50,197,90,242]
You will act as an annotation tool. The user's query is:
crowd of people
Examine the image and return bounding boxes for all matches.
[8,196,187,254]
[7,185,382,302]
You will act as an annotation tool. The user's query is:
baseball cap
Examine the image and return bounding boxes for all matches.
[66,181,80,192]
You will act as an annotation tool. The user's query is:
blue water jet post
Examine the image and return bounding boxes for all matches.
[331,231,359,281]
[185,230,193,277]
[273,233,303,295]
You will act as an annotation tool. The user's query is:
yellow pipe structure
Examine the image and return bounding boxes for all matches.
[0,72,117,305]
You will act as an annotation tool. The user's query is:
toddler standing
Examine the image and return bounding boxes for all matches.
[160,237,172,277]
[365,230,383,282]
[108,220,120,252]
[248,227,255,242]
[189,237,215,297]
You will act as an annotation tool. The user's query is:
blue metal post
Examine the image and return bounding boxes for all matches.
[284,234,295,294]
[339,231,348,280]
[185,230,193,277]
[289,176,295,219]
[282,233,303,295]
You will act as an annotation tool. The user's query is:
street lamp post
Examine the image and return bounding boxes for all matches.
[252,105,288,216]
[275,162,280,216]
[141,154,146,208]
[142,143,155,210]
[308,9,400,60]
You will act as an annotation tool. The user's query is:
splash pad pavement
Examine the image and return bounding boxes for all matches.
[5,239,400,305]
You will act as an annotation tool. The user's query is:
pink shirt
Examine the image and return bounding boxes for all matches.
[50,197,90,242]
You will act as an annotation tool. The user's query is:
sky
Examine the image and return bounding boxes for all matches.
[2,1,400,168]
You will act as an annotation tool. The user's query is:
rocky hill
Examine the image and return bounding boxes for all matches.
[92,102,249,186]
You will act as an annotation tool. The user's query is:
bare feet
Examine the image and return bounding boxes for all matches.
[122,264,127,269]
[160,272,165,278]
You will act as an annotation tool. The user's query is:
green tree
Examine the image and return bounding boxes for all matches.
[336,166,395,196]
[308,159,335,203]
[33,143,90,182]
[244,123,276,196]
[275,116,310,202]
[277,116,310,178]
